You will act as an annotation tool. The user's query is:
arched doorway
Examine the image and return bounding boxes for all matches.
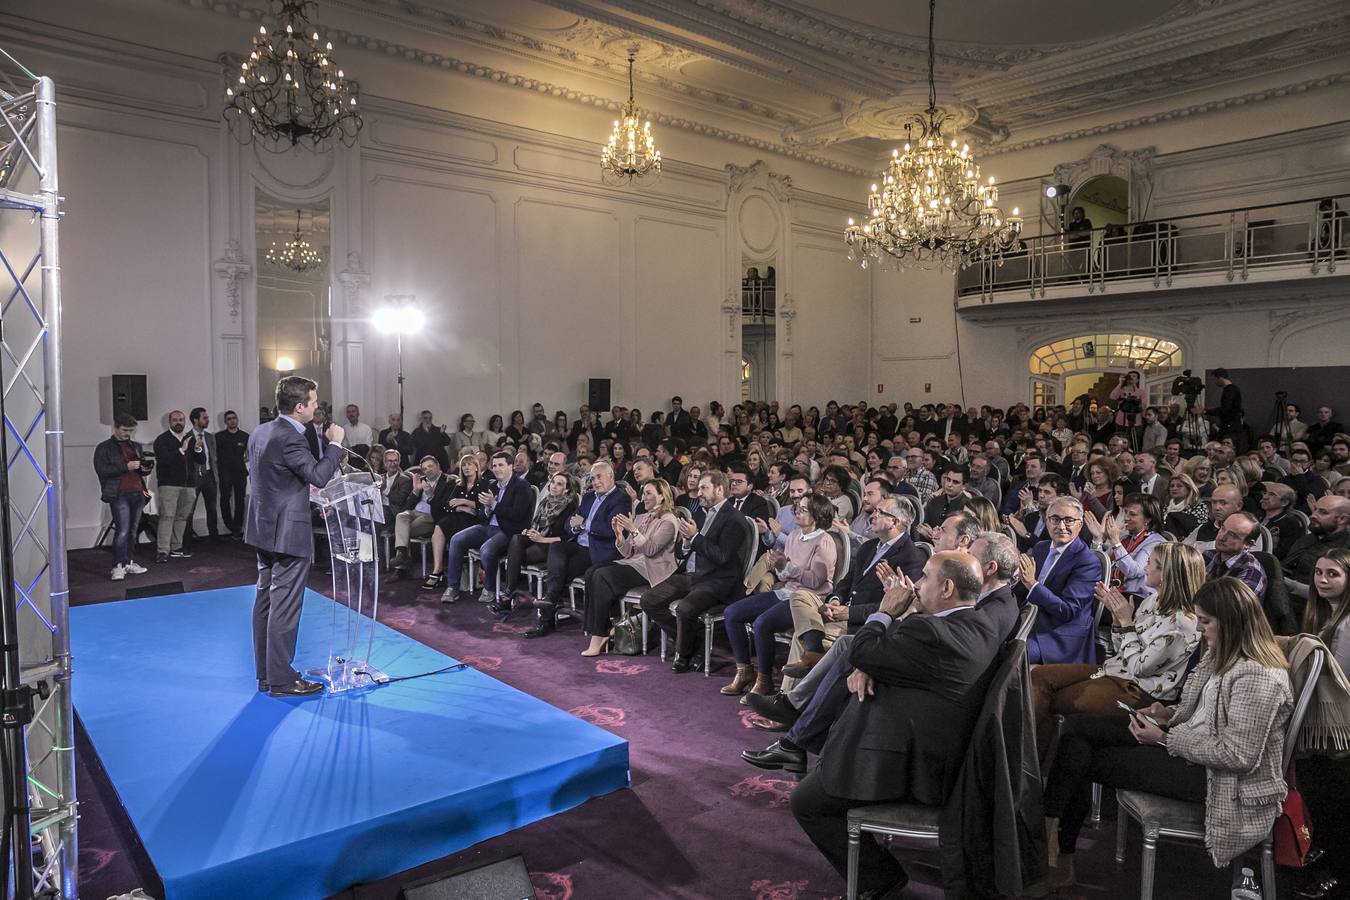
[1067,174,1129,262]
[1029,332,1183,410]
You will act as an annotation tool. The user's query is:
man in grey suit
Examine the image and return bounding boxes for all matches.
[245,376,345,697]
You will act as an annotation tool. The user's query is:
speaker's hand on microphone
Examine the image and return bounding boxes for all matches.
[325,423,345,446]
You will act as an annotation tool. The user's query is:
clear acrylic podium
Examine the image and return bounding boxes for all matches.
[306,471,387,692]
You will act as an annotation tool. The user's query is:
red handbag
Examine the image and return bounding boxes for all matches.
[1274,764,1313,868]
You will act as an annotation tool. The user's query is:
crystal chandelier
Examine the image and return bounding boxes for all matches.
[601,49,661,185]
[844,0,1020,270]
[266,210,324,272]
[223,0,361,151]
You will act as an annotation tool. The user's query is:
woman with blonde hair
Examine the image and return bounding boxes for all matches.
[1163,472,1209,536]
[1030,541,1205,756]
[1036,577,1292,892]
[579,478,680,656]
[1179,454,1215,495]
[963,493,1001,533]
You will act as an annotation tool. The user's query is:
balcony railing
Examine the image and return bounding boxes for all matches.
[957,194,1348,301]
[741,277,776,322]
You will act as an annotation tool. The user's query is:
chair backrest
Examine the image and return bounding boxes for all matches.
[675,507,693,523]
[738,514,758,588]
[1160,530,1178,543]
[1282,647,1325,771]
[1090,548,1111,585]
[764,495,779,517]
[914,541,935,560]
[1292,509,1311,530]
[896,494,922,529]
[1257,524,1274,555]
[828,525,851,584]
[1013,603,1037,643]
[845,487,863,519]
[999,523,1018,543]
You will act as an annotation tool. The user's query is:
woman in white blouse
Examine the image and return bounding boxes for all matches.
[1029,541,1204,757]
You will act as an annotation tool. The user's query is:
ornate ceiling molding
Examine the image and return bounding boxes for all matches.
[984,69,1350,156]
[165,0,872,175]
[726,159,793,201]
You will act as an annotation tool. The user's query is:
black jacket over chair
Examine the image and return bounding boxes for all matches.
[816,604,1006,806]
[938,640,1047,899]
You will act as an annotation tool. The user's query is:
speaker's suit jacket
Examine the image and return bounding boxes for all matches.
[244,417,343,559]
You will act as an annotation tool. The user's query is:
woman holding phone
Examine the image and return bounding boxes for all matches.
[1032,578,1292,894]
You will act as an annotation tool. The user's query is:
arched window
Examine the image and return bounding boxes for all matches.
[1029,333,1183,408]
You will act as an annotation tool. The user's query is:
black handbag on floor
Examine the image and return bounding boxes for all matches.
[611,615,643,656]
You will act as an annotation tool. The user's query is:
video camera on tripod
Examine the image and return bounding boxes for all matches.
[1171,369,1204,406]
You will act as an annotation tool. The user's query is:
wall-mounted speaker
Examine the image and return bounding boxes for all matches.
[396,855,535,900]
[98,374,149,424]
[587,378,611,412]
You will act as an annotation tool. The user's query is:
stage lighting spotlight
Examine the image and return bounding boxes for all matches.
[1045,183,1071,199]
[371,305,424,335]
[275,355,296,371]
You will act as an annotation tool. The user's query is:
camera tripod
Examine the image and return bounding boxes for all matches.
[1270,392,1293,454]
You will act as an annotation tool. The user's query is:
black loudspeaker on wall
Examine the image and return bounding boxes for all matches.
[98,374,148,424]
[396,854,535,900]
[588,377,611,412]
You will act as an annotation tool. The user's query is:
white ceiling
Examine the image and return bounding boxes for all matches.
[305,0,1350,167]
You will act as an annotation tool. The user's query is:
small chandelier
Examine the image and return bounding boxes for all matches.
[844,0,1020,270]
[266,210,324,272]
[223,0,361,151]
[601,49,661,185]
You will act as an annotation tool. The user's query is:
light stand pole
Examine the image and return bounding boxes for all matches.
[373,296,423,431]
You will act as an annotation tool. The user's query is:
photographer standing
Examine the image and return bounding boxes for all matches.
[1109,371,1146,450]
[1206,367,1246,452]
[93,413,151,581]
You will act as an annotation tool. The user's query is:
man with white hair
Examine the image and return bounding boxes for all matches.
[1257,481,1305,560]
[1016,496,1102,664]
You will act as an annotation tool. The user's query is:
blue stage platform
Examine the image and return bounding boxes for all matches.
[71,587,629,900]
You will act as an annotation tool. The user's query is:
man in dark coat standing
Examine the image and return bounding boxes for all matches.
[245,376,345,697]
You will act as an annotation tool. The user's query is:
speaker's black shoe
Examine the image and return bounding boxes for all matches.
[745,691,800,726]
[268,679,323,698]
[741,740,807,774]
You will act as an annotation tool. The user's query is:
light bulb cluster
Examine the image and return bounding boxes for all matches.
[844,111,1021,270]
[600,51,661,185]
[266,210,325,273]
[223,0,361,150]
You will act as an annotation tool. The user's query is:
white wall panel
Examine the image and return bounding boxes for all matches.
[790,241,868,404]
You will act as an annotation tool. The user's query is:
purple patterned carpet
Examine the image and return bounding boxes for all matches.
[69,541,1264,899]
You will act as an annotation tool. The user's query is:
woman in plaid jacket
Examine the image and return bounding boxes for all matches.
[1034,577,1292,894]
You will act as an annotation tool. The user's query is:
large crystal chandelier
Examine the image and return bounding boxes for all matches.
[844,0,1020,269]
[223,0,361,151]
[266,210,324,272]
[601,49,661,185]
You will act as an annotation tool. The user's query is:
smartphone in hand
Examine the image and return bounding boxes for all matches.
[1116,700,1159,727]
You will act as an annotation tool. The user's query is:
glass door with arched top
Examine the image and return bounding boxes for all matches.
[1029,332,1182,411]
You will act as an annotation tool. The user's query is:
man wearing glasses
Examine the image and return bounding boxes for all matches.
[1016,496,1102,664]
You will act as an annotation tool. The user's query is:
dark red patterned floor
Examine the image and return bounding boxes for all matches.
[69,541,1272,899]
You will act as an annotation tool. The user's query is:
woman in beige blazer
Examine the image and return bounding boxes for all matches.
[580,478,680,656]
[1036,577,1293,893]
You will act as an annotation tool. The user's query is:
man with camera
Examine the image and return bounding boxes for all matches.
[94,413,152,581]
[152,409,205,563]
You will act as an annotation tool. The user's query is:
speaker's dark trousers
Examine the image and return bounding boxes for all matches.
[253,549,311,686]
[219,468,247,534]
[639,572,726,658]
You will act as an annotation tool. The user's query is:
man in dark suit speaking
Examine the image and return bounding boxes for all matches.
[245,376,345,697]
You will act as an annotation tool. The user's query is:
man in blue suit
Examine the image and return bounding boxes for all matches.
[1016,496,1102,664]
[245,376,346,697]
[443,450,536,605]
[527,460,628,637]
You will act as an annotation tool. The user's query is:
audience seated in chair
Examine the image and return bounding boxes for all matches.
[639,470,748,673]
[390,455,453,576]
[1203,511,1268,600]
[1031,542,1204,758]
[420,454,490,588]
[785,551,1007,900]
[579,478,680,656]
[440,451,534,604]
[488,472,578,616]
[1036,578,1293,894]
[1016,497,1103,664]
[526,460,629,638]
[720,492,837,698]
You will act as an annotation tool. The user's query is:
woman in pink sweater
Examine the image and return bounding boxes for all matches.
[721,493,838,697]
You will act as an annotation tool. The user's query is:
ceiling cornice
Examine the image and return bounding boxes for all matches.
[163,0,874,175]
